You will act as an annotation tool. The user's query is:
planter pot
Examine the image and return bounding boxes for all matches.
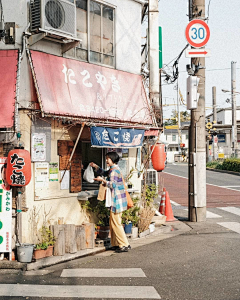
[97,226,110,239]
[149,222,155,233]
[124,222,133,234]
[33,246,53,260]
[132,226,138,239]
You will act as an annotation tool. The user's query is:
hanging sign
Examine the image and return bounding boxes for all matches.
[91,127,145,148]
[0,158,12,253]
[6,149,31,186]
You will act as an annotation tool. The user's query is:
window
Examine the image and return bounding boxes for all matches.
[172,135,176,142]
[186,134,188,140]
[75,0,115,67]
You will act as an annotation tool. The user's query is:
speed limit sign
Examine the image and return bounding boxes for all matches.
[185,19,210,48]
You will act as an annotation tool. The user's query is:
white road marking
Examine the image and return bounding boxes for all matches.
[217,222,240,234]
[184,208,222,218]
[206,211,222,218]
[24,270,54,276]
[170,200,181,206]
[61,268,146,278]
[164,172,240,192]
[221,186,240,188]
[218,207,240,217]
[0,284,161,299]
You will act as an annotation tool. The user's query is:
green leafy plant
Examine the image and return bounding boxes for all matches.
[144,184,158,207]
[35,226,56,250]
[122,197,140,226]
[81,199,110,226]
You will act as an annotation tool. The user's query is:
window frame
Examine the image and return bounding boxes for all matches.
[75,0,116,68]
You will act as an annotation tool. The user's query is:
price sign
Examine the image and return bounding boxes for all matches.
[185,19,210,48]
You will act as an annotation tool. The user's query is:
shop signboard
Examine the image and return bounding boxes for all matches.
[30,51,153,125]
[0,158,12,253]
[91,127,145,148]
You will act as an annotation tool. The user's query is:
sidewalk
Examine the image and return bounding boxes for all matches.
[0,220,191,271]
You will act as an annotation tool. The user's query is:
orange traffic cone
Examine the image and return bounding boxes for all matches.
[165,191,177,222]
[159,188,166,214]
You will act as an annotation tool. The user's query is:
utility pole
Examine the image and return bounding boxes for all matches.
[231,61,238,157]
[148,0,160,125]
[177,78,181,151]
[212,86,217,160]
[188,0,206,222]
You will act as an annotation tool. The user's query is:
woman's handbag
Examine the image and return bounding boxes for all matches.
[97,183,107,201]
[126,190,134,209]
[121,176,134,209]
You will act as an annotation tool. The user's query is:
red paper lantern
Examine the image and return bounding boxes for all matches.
[151,144,166,172]
[6,149,31,186]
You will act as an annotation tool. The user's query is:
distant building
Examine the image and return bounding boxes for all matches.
[206,107,240,158]
[160,123,189,162]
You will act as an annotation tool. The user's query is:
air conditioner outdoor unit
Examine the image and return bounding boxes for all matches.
[146,169,158,187]
[30,0,76,38]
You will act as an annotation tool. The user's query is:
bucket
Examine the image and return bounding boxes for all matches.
[17,243,34,263]
[124,222,132,234]
[97,226,110,239]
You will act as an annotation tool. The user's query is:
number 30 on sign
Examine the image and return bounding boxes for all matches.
[185,19,210,48]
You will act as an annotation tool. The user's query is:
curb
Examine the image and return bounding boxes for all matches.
[206,167,240,176]
[0,221,191,271]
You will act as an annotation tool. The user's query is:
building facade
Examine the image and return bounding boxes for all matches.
[0,0,159,247]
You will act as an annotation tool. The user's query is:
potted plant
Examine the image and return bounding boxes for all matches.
[33,226,56,260]
[81,199,110,239]
[127,181,133,189]
[122,197,140,234]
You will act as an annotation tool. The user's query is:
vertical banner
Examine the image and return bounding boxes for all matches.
[0,158,12,253]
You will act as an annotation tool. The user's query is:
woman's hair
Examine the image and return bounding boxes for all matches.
[106,152,120,164]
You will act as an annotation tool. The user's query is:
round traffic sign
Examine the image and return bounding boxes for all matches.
[185,19,210,48]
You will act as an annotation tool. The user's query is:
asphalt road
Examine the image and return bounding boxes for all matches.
[161,163,240,208]
[0,217,240,300]
[164,163,240,190]
[1,163,240,300]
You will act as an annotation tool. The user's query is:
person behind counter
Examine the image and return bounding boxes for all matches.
[90,152,131,253]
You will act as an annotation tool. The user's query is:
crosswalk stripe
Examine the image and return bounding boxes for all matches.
[217,222,240,234]
[218,207,240,217]
[170,200,181,206]
[61,268,146,278]
[206,211,222,219]
[0,284,161,299]
[184,209,222,218]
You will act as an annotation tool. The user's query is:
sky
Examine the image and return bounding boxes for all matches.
[158,0,240,121]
